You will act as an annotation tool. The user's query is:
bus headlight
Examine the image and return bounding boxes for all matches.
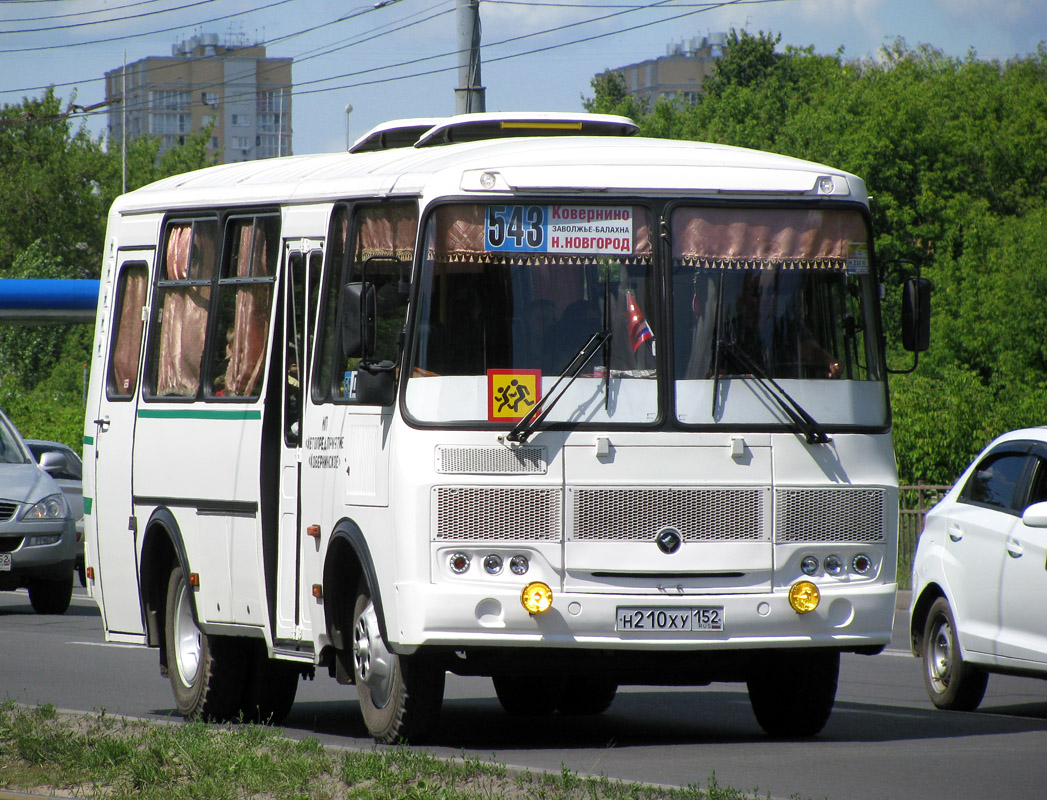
[521,582,553,615]
[800,555,820,576]
[449,552,471,574]
[789,581,820,614]
[852,553,873,574]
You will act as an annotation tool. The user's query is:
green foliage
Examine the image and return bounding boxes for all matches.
[583,70,650,119]
[0,703,788,800]
[0,91,217,452]
[583,35,1047,483]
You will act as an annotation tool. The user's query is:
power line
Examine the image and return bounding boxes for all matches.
[0,0,299,53]
[0,0,223,30]
[0,0,421,96]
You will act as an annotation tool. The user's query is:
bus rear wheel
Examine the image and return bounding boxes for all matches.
[352,586,444,743]
[747,649,839,737]
[241,641,301,724]
[164,566,245,721]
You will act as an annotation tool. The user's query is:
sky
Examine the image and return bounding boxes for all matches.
[1,0,1045,156]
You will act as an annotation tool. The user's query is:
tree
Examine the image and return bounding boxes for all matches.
[582,70,649,120]
[1,90,219,451]
[580,35,1047,483]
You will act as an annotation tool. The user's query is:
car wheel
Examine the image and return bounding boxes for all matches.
[164,566,245,721]
[557,675,617,715]
[352,584,444,743]
[28,574,73,614]
[921,597,988,711]
[747,649,839,737]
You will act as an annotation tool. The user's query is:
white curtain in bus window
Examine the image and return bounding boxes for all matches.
[155,220,217,396]
[211,218,277,398]
[108,264,148,398]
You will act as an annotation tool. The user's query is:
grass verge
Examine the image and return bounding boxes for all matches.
[0,701,786,800]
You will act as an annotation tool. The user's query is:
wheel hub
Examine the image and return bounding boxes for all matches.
[173,580,201,686]
[353,600,394,708]
[928,618,953,693]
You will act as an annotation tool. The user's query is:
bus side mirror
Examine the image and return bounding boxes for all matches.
[901,276,931,353]
[341,282,376,358]
[355,360,396,406]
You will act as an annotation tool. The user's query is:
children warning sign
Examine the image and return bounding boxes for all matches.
[485,205,633,256]
[488,369,542,422]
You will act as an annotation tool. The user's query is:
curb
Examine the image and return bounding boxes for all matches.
[896,589,911,611]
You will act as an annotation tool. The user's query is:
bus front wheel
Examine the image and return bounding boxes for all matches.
[351,586,444,743]
[747,649,839,737]
[164,565,244,721]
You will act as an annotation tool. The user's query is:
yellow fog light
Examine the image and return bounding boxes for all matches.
[789,581,820,614]
[521,582,553,615]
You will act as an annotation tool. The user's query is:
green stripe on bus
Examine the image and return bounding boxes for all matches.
[84,497,93,515]
[137,409,262,420]
[83,435,94,446]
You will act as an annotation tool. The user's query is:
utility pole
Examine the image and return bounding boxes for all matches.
[455,0,485,114]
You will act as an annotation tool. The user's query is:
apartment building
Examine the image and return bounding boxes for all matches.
[610,32,727,105]
[105,33,292,163]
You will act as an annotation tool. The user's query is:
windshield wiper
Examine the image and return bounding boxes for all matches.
[504,330,610,444]
[717,338,831,445]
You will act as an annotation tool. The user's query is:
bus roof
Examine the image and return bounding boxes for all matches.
[112,130,867,215]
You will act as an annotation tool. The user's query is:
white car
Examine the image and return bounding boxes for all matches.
[909,427,1047,709]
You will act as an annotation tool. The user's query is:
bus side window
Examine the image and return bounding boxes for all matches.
[313,202,416,403]
[147,218,220,398]
[107,263,149,400]
[208,216,279,399]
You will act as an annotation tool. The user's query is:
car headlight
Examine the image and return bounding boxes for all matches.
[23,493,69,521]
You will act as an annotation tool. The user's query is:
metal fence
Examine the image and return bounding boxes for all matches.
[897,483,951,588]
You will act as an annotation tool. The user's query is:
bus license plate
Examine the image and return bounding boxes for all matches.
[0,553,11,572]
[616,606,724,632]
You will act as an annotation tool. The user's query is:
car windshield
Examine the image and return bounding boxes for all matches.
[0,415,29,465]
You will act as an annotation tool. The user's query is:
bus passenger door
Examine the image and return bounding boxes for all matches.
[274,246,323,643]
[89,252,152,637]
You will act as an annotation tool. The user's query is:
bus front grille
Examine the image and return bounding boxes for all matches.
[435,445,547,475]
[774,487,886,543]
[569,487,770,542]
[433,487,562,541]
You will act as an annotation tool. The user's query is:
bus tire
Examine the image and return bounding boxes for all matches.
[28,574,73,614]
[164,566,245,721]
[493,675,565,716]
[241,641,300,724]
[747,649,839,737]
[557,675,617,715]
[352,585,444,743]
[921,597,988,711]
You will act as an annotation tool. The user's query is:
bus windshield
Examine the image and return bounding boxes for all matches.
[405,203,658,426]
[671,205,886,429]
[404,202,886,431]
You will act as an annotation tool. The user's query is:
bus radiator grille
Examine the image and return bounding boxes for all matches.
[569,487,768,542]
[774,487,886,543]
[433,487,562,540]
[435,445,547,475]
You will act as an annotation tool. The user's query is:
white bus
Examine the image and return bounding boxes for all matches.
[83,112,928,742]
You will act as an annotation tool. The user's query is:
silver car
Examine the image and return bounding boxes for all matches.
[0,409,76,614]
[24,439,84,585]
